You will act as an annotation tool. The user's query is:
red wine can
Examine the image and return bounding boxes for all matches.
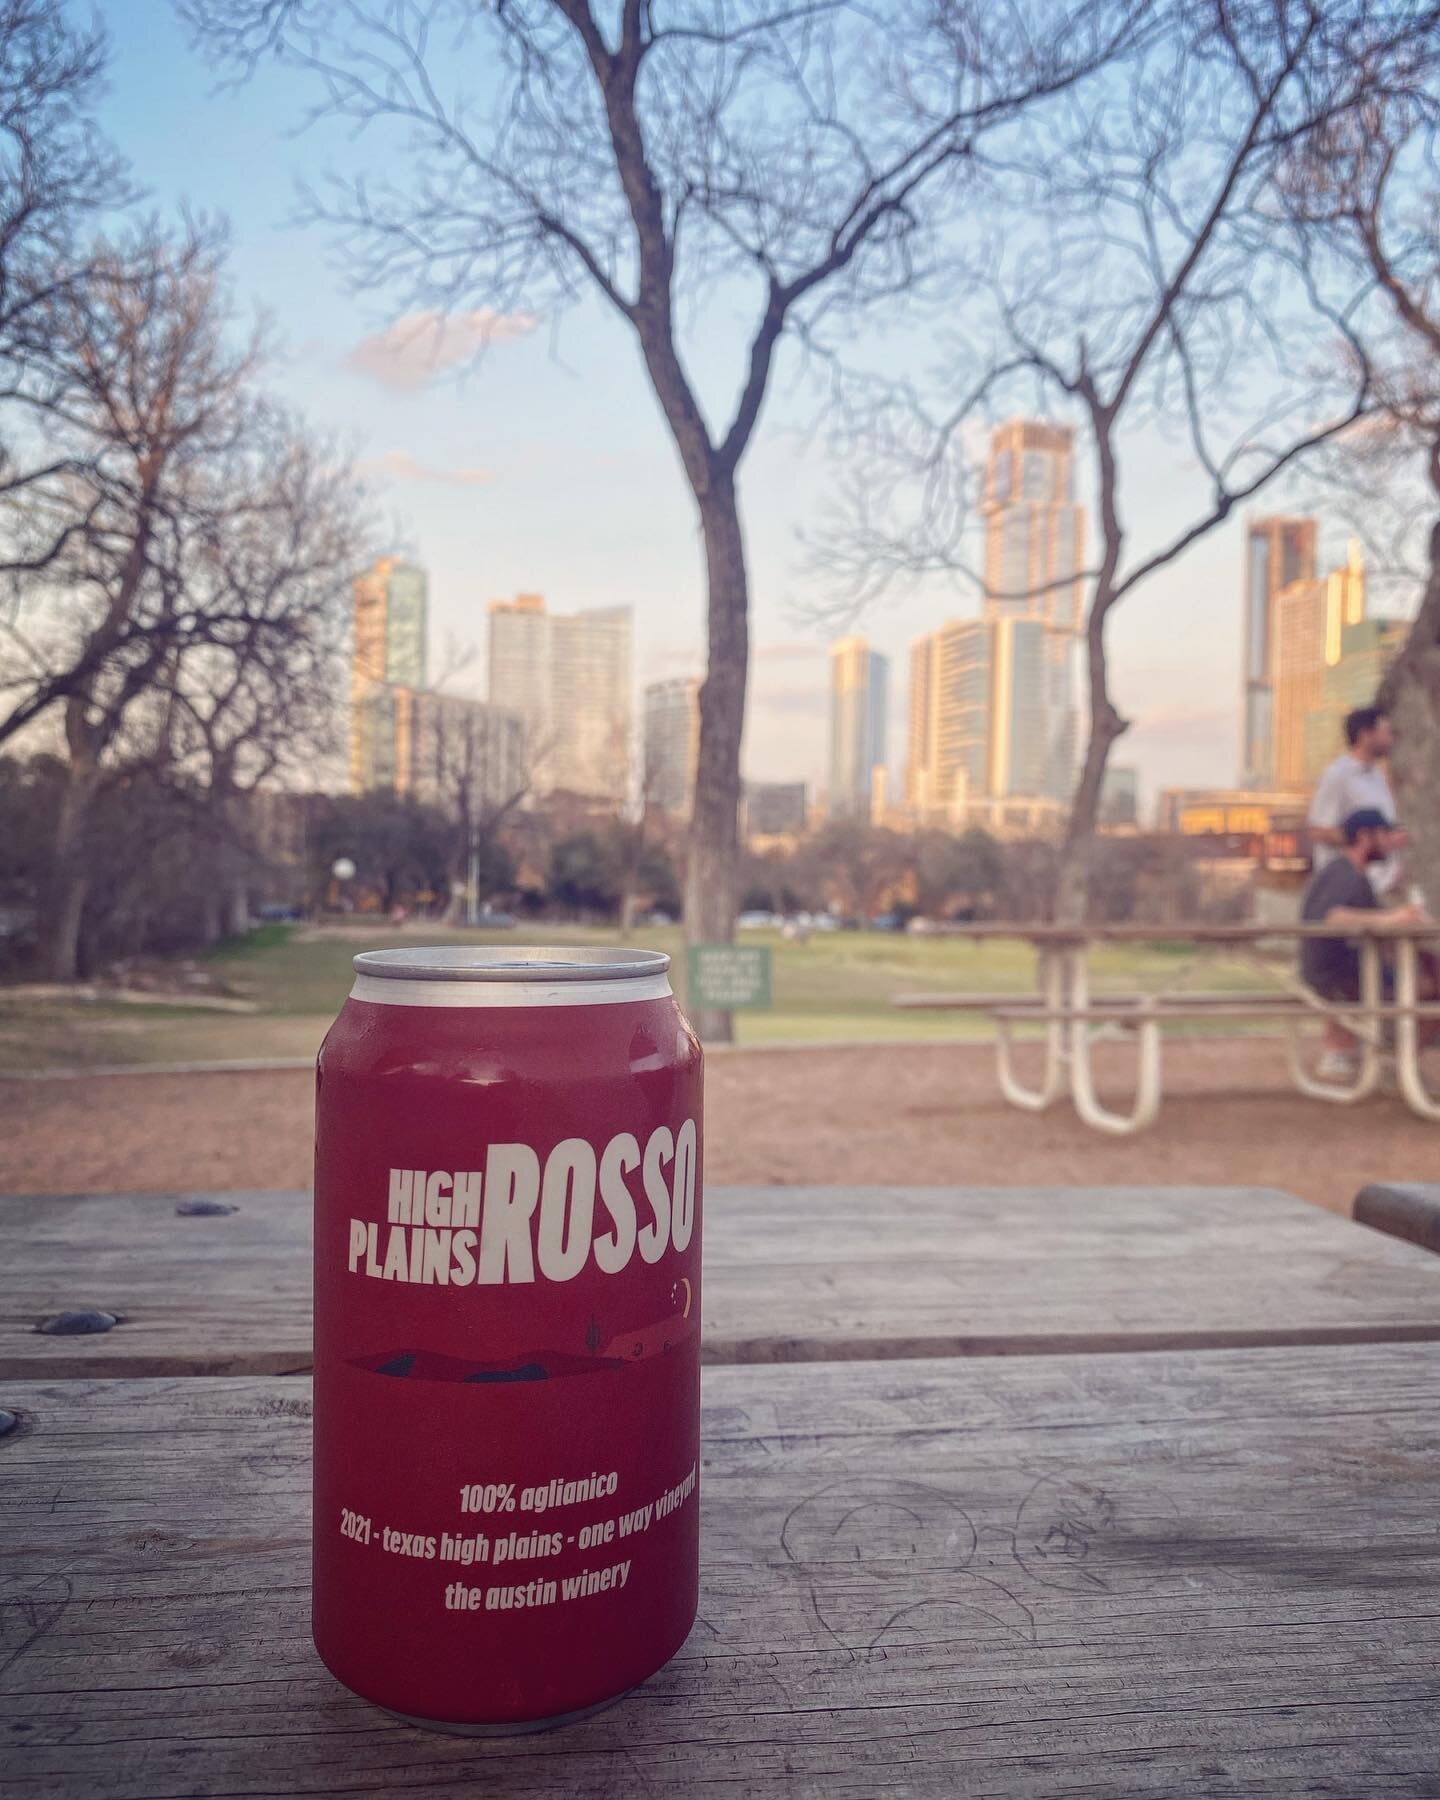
[313,946,702,1731]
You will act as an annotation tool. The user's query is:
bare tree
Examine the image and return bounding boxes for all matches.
[185,0,1144,1034]
[818,2,1440,920]
[0,221,262,975]
[413,678,532,923]
[0,0,131,566]
[164,408,370,938]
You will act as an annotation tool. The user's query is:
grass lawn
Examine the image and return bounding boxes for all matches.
[0,921,1288,1073]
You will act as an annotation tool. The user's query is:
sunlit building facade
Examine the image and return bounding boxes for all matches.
[828,635,888,822]
[487,594,633,805]
[350,558,430,792]
[1241,516,1318,788]
[1271,539,1366,791]
[982,418,1085,631]
[904,420,1083,826]
[643,676,700,816]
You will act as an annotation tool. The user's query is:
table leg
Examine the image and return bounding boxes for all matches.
[1067,946,1162,1135]
[1283,939,1383,1105]
[1393,938,1440,1122]
[995,945,1066,1111]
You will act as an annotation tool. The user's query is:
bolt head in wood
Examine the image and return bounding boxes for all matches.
[36,1309,119,1336]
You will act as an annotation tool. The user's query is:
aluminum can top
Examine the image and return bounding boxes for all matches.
[347,945,674,1008]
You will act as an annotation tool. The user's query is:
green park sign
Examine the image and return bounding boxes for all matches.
[687,944,773,1012]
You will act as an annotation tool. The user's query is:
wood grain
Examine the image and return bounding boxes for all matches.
[4,1185,1440,1377]
[3,1346,1439,1796]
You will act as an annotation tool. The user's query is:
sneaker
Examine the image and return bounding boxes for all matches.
[1316,1049,1361,1082]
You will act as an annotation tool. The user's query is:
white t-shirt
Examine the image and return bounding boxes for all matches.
[1308,752,1397,889]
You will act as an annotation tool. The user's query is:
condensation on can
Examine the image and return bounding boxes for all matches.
[312,946,703,1730]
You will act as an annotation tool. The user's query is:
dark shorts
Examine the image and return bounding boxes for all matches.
[1308,968,1396,1004]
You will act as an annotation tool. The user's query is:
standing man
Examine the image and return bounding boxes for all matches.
[1308,706,1405,880]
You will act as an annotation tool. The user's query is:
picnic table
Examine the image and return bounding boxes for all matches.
[5,1183,1440,1795]
[897,920,1440,1134]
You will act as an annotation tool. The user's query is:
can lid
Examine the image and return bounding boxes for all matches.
[352,945,671,984]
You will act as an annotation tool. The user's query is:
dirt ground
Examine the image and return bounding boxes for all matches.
[2,1038,1430,1215]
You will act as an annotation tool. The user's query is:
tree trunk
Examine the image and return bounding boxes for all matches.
[1381,517,1440,908]
[685,481,749,1041]
[223,883,250,939]
[1053,587,1127,926]
[1054,707,1126,924]
[41,767,98,981]
[199,886,223,947]
[1053,422,1127,928]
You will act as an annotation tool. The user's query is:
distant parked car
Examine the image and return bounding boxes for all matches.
[737,910,778,930]
[870,911,905,931]
[475,908,517,929]
[256,903,302,923]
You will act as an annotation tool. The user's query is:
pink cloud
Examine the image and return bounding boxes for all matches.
[345,308,538,391]
[361,449,496,488]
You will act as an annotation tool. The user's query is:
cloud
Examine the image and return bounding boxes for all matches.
[361,449,496,488]
[345,308,538,391]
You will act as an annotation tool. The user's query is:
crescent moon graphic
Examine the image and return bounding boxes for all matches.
[679,1277,692,1319]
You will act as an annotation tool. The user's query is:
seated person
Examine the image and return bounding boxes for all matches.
[1300,807,1431,1079]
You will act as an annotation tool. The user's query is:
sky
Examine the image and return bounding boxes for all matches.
[93,0,1385,811]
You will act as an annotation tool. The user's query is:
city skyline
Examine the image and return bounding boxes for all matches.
[92,1,1425,815]
[352,508,1399,832]
[349,557,525,809]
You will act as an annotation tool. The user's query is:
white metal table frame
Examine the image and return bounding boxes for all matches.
[990,926,1440,1136]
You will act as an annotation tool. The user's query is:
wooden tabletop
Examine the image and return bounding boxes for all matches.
[5,1343,1439,1797]
[6,1184,1440,1377]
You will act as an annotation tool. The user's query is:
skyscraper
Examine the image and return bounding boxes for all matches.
[905,420,1084,824]
[828,635,888,821]
[1241,515,1318,788]
[1100,764,1140,828]
[905,620,990,820]
[980,420,1083,806]
[642,677,700,815]
[743,781,808,839]
[1270,538,1365,791]
[487,595,633,805]
[990,616,1078,802]
[983,419,1084,630]
[350,557,430,792]
[485,593,549,753]
[398,689,526,813]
